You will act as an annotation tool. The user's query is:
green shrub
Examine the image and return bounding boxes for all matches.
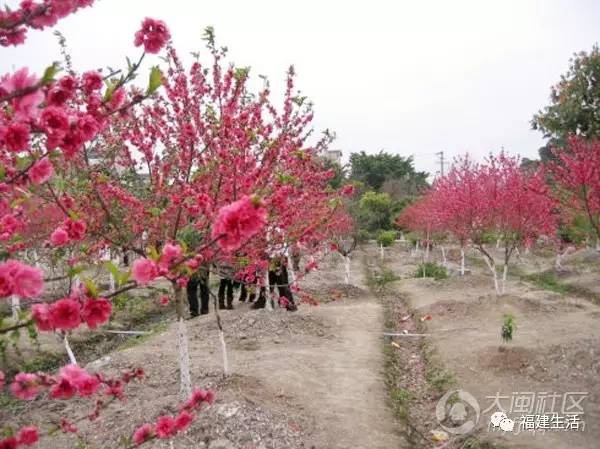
[356,229,371,243]
[501,314,516,342]
[414,262,447,280]
[376,230,396,247]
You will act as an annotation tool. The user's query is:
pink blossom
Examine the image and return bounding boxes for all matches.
[132,423,154,445]
[0,259,44,298]
[59,364,100,397]
[132,258,158,285]
[82,71,103,92]
[31,303,55,331]
[181,388,215,411]
[134,18,171,54]
[17,426,39,446]
[59,419,77,433]
[174,410,193,432]
[159,295,170,305]
[10,372,41,400]
[29,157,54,184]
[39,105,70,142]
[49,298,81,330]
[155,415,176,439]
[0,370,4,390]
[64,218,86,240]
[50,227,69,246]
[77,114,99,140]
[0,68,44,120]
[2,123,30,152]
[81,297,112,329]
[50,377,76,399]
[0,437,18,449]
[211,196,267,251]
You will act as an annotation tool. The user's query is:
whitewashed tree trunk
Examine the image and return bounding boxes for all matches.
[496,238,501,249]
[380,243,384,261]
[440,246,447,266]
[344,255,351,285]
[265,268,273,311]
[482,255,500,295]
[64,334,77,365]
[11,295,20,321]
[400,232,405,242]
[174,285,192,397]
[555,246,574,271]
[219,330,229,376]
[416,240,420,253]
[501,265,508,295]
[460,247,465,276]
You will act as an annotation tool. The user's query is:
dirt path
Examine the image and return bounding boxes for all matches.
[246,299,405,449]
[227,253,405,449]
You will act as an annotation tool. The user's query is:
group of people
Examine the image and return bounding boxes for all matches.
[186,256,297,317]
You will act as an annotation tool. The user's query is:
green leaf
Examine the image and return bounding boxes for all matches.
[104,261,119,282]
[146,66,163,95]
[41,63,61,85]
[67,266,84,279]
[149,207,162,217]
[119,270,131,286]
[82,278,98,298]
[148,246,160,262]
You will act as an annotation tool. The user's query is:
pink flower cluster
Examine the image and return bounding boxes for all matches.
[134,18,171,54]
[8,365,144,403]
[49,218,87,246]
[0,259,43,298]
[132,388,214,445]
[31,294,111,332]
[211,196,267,252]
[132,243,183,285]
[0,1,95,47]
[0,426,38,449]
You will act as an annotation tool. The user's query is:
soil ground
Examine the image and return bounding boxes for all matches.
[4,243,599,449]
[383,242,600,449]
[4,250,406,449]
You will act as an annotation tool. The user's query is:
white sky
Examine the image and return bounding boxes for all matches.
[2,0,599,178]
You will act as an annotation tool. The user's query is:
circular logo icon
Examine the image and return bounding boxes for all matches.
[436,389,480,434]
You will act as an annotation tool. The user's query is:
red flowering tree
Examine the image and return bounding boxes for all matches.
[1,4,352,447]
[399,153,557,293]
[544,136,600,241]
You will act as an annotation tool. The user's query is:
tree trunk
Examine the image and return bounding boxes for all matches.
[264,268,273,311]
[64,334,77,365]
[501,265,508,295]
[11,295,20,321]
[174,285,192,397]
[344,255,351,285]
[380,243,384,261]
[481,251,500,295]
[460,247,465,276]
[440,246,447,266]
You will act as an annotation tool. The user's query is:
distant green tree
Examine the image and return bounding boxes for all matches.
[532,45,600,141]
[357,191,393,232]
[349,151,428,193]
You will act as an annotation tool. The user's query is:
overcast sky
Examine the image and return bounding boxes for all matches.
[2,0,600,177]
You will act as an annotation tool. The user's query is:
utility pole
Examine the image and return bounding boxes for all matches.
[436,151,445,177]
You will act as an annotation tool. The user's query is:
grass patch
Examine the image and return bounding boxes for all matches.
[367,267,399,291]
[413,262,448,280]
[520,270,600,304]
[522,271,570,294]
